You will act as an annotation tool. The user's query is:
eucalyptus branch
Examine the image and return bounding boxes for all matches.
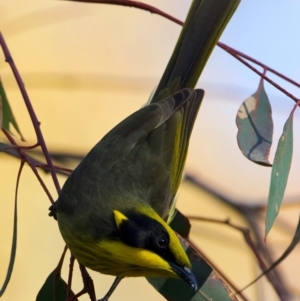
[0,32,61,195]
[3,143,40,150]
[219,44,299,104]
[188,216,289,301]
[218,42,300,89]
[56,245,68,272]
[239,208,290,301]
[69,0,300,103]
[2,128,55,203]
[187,238,250,301]
[63,0,183,25]
[67,254,75,301]
[1,144,72,176]
[185,174,291,301]
[77,264,97,301]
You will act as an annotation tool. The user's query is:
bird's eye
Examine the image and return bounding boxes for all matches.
[156,236,168,248]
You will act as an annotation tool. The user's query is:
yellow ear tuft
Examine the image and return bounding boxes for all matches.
[113,210,128,228]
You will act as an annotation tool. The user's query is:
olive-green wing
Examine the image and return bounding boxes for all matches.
[145,0,240,217]
[100,89,197,149]
[148,89,204,197]
[102,88,204,217]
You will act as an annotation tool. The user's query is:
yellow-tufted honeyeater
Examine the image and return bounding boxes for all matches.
[51,88,203,300]
[49,0,240,299]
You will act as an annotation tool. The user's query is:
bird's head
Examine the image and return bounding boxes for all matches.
[109,205,197,290]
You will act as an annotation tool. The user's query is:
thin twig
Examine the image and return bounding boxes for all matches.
[187,238,250,301]
[52,245,68,300]
[188,216,266,300]
[56,245,68,272]
[2,128,54,203]
[220,47,299,104]
[0,32,61,195]
[237,207,291,301]
[3,143,40,150]
[185,175,291,301]
[2,141,72,175]
[72,0,300,103]
[218,42,300,89]
[61,0,183,25]
[67,253,75,301]
[68,263,98,301]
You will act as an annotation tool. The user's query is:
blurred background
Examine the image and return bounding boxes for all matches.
[0,0,299,300]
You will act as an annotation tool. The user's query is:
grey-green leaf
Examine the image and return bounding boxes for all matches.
[148,237,238,301]
[0,78,24,140]
[265,109,294,236]
[0,162,23,296]
[169,209,191,239]
[36,269,78,301]
[236,80,273,166]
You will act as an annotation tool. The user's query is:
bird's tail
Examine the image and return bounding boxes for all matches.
[150,0,240,104]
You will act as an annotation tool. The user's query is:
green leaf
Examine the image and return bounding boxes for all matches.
[0,78,24,140]
[0,161,23,296]
[264,215,300,275]
[147,238,211,300]
[148,237,237,301]
[265,109,294,236]
[236,80,273,166]
[170,209,191,239]
[36,269,78,301]
[198,272,239,301]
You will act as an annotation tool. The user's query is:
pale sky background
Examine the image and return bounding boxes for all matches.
[1,1,300,300]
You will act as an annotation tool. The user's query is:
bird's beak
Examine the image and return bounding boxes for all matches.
[169,262,198,291]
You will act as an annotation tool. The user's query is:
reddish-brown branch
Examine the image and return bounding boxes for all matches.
[187,238,250,301]
[188,217,269,290]
[185,173,291,301]
[1,1,298,299]
[61,0,183,25]
[291,99,300,114]
[0,32,61,195]
[79,264,97,301]
[187,216,289,301]
[54,246,68,300]
[3,143,40,151]
[256,67,267,100]
[218,42,300,89]
[36,164,73,174]
[2,128,54,203]
[66,262,97,301]
[72,0,300,103]
[67,253,75,301]
[56,245,68,272]
[68,289,86,301]
[1,143,73,175]
[219,44,300,104]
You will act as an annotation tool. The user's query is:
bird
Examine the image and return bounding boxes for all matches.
[48,0,240,299]
[50,87,204,300]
